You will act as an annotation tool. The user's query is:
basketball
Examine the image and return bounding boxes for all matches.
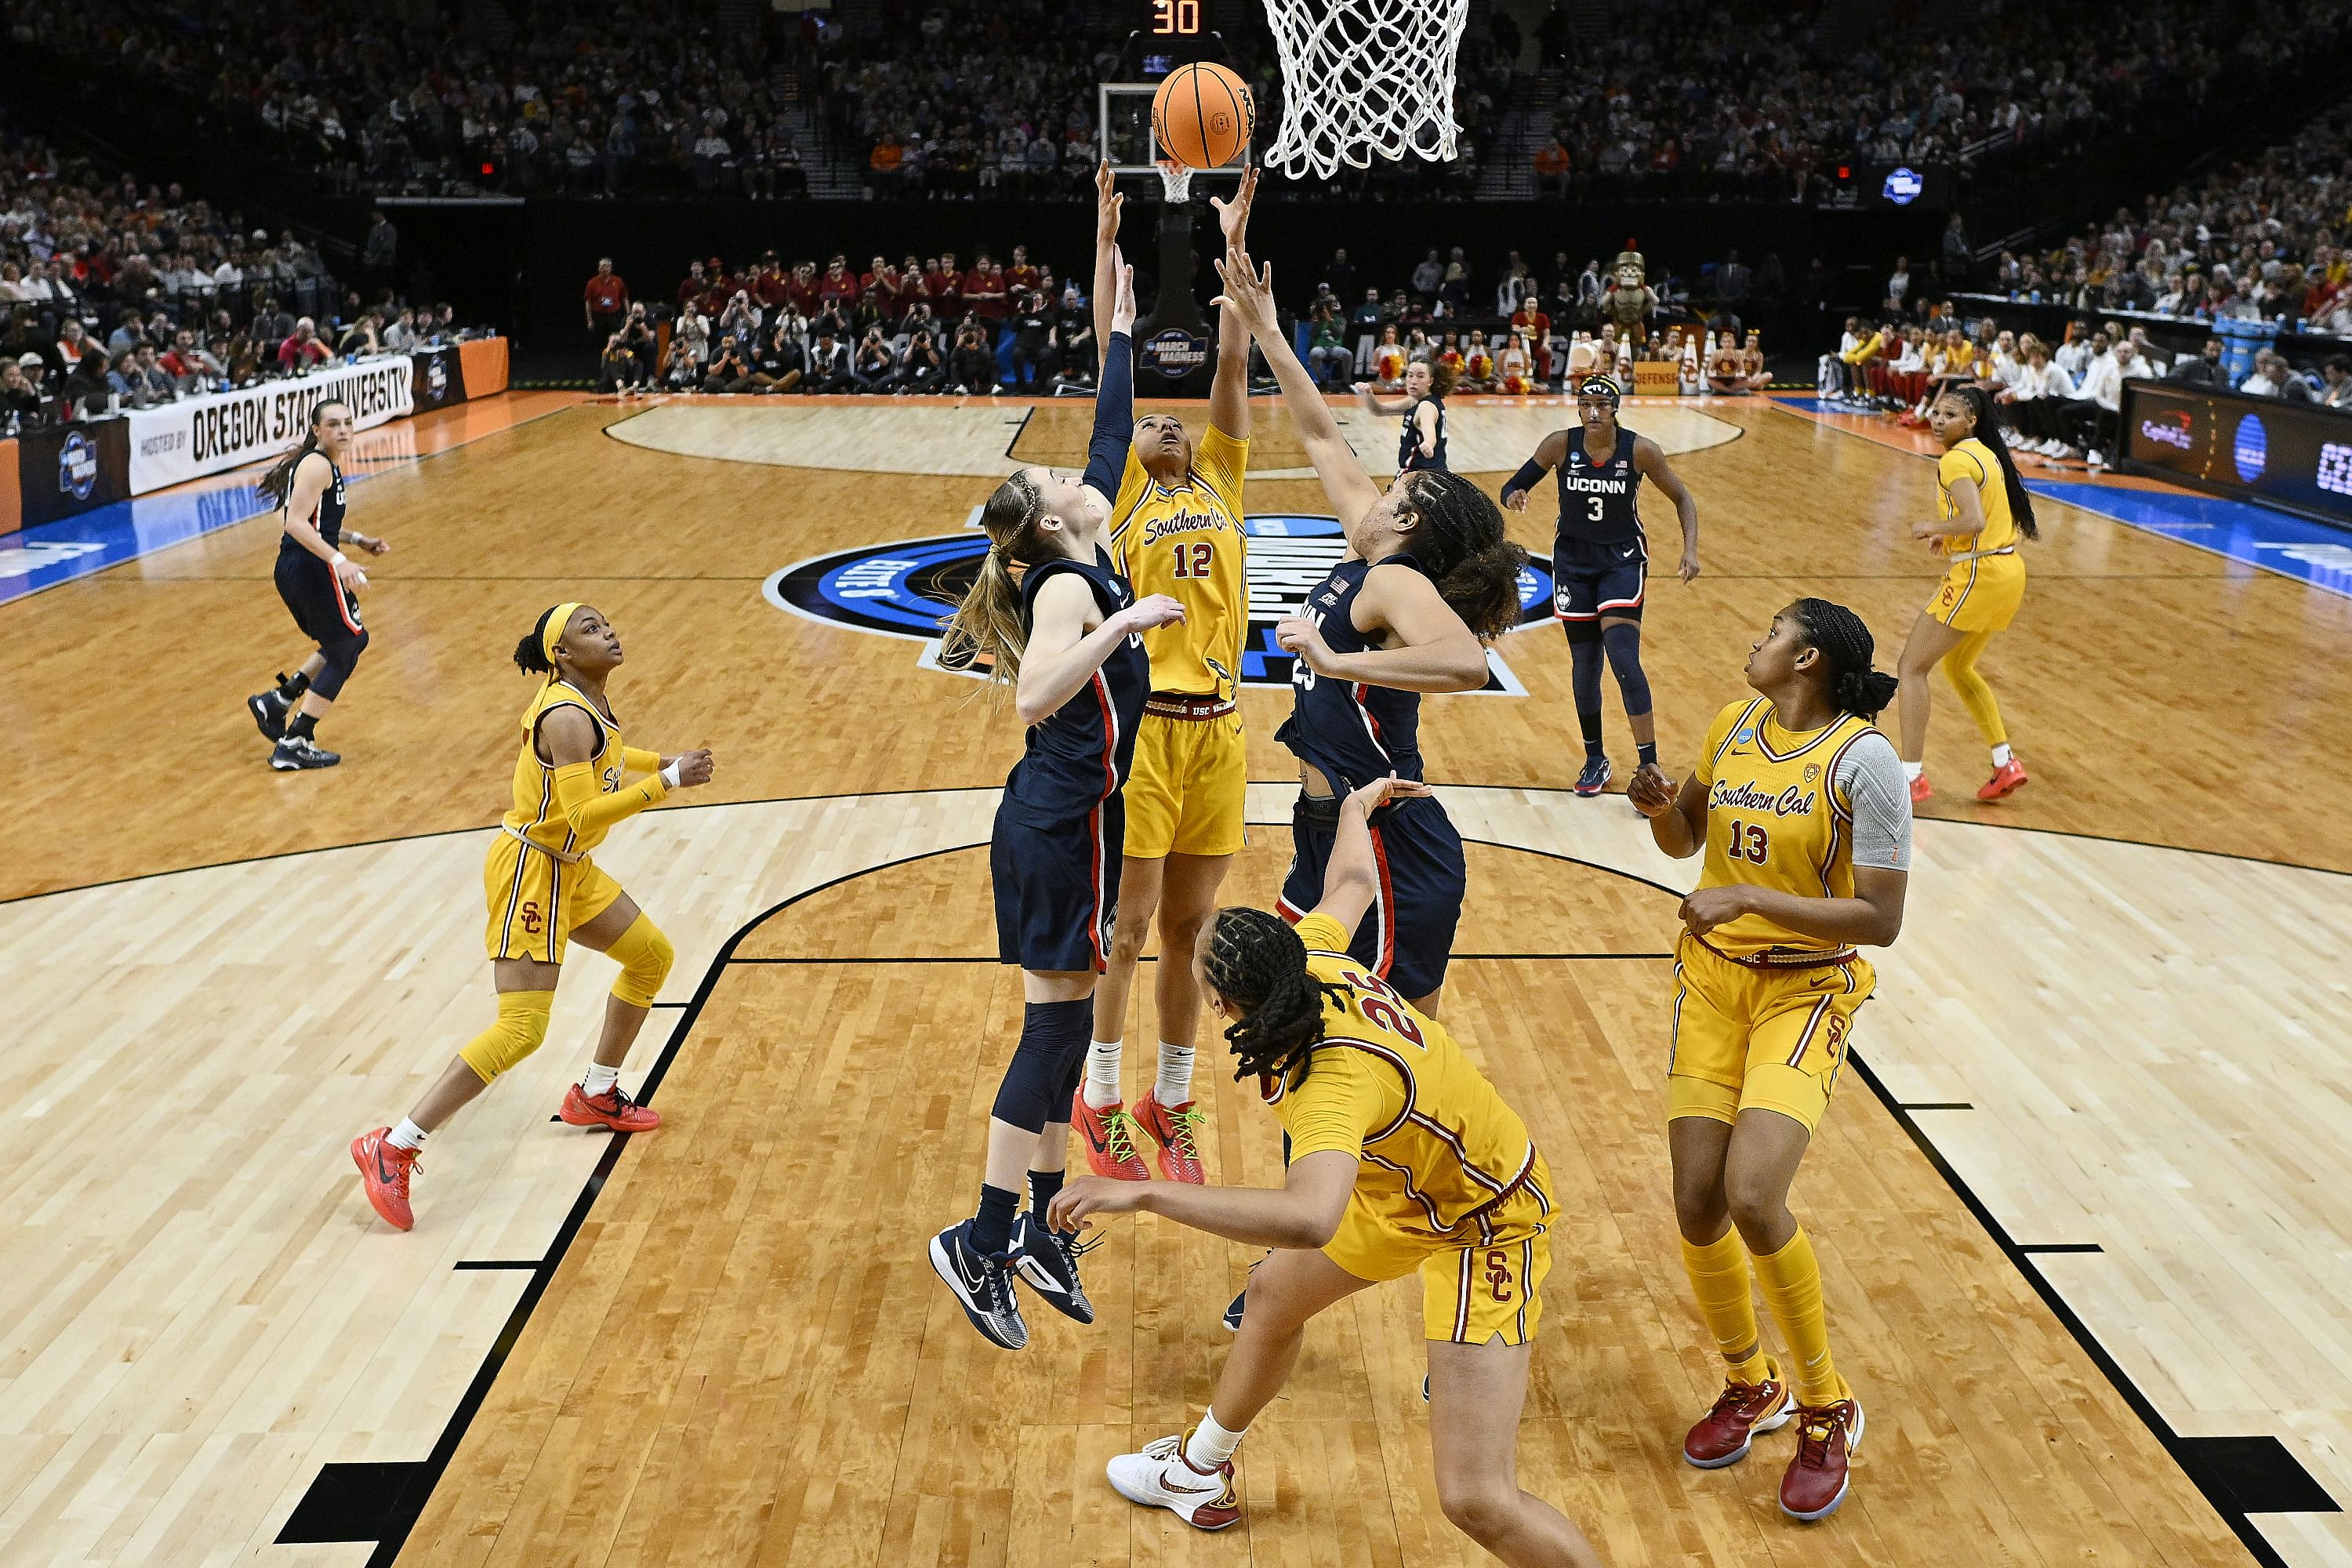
[1152,62,1254,170]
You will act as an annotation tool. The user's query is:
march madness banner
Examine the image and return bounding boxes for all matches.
[124,358,415,495]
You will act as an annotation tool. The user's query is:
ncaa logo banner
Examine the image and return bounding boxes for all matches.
[764,514,1557,693]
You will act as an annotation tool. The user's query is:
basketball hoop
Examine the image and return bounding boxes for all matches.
[1261,0,1470,180]
[1156,159,1193,204]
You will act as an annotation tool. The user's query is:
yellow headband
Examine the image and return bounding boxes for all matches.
[543,601,583,666]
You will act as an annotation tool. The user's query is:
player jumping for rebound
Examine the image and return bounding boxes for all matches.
[927,257,1189,1351]
[1080,161,1258,1192]
[1501,374,1700,797]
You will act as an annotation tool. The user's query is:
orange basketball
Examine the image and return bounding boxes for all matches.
[1152,63,1254,170]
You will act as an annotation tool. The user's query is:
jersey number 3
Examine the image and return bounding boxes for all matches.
[1170,541,1214,579]
[1584,495,1606,522]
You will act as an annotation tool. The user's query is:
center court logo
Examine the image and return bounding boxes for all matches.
[764,514,1557,691]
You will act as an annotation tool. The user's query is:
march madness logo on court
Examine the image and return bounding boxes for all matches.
[764,514,1557,692]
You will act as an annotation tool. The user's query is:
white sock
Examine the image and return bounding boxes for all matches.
[1901,759,1924,782]
[387,1117,429,1152]
[1154,1041,1196,1108]
[1185,1409,1247,1469]
[580,1062,619,1096]
[1991,742,2013,768]
[1083,1040,1123,1108]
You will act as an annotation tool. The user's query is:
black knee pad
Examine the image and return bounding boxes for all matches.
[1602,621,1652,713]
[990,997,1093,1133]
[1560,618,1604,647]
[310,626,369,701]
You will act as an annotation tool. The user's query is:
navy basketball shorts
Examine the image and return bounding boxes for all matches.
[274,550,364,644]
[1276,790,1464,1001]
[992,794,1123,974]
[1552,535,1648,627]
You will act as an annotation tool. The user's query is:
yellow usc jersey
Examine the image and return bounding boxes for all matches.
[1112,423,1249,697]
[1267,913,1545,1241]
[1692,698,1884,958]
[1936,437,2019,556]
[502,678,630,857]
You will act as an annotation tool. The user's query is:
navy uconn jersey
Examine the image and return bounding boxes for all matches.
[277,453,347,554]
[999,549,1149,827]
[1276,555,1427,792]
[1556,427,1642,546]
[1399,394,1448,472]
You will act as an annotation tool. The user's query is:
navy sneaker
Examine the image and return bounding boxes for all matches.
[270,735,341,771]
[1573,754,1613,797]
[247,682,295,742]
[1009,1211,1098,1324]
[928,1219,1029,1350]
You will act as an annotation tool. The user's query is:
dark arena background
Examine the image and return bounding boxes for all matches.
[4,0,2352,1565]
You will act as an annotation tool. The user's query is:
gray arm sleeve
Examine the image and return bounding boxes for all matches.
[1834,731,1914,872]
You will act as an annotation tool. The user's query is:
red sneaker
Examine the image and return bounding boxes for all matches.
[350,1127,419,1231]
[1908,773,1933,805]
[1976,758,2029,800]
[1134,1091,1206,1184]
[1072,1092,1151,1180]
[1779,1396,1864,1520]
[1682,1367,1793,1468]
[560,1081,662,1131]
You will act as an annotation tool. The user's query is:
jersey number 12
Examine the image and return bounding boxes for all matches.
[1171,541,1214,579]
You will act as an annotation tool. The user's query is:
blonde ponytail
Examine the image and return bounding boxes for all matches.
[940,470,1051,687]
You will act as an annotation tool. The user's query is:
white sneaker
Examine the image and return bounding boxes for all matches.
[2087,450,2106,467]
[1105,1432,1242,1530]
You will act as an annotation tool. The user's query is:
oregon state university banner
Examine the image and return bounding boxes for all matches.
[124,357,414,495]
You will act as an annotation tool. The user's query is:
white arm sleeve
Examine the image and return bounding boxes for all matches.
[1834,731,1914,872]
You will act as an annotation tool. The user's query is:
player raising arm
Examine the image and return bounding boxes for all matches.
[1076,162,1261,1194]
[1210,243,1527,1016]
[1053,773,1605,1568]
[926,255,1190,1352]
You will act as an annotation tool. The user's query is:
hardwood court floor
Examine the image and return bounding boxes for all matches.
[3,392,2350,1567]
[3,394,2349,902]
[396,837,2248,1568]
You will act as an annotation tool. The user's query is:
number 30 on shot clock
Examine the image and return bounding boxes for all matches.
[1153,0,1200,34]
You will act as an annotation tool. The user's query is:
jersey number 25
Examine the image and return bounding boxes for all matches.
[1341,966,1424,1045]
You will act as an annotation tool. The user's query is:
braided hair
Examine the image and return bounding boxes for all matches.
[1394,470,1530,641]
[1203,907,1348,1085]
[1788,597,1899,720]
[1938,384,2039,539]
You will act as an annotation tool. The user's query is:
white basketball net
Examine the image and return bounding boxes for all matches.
[1262,0,1470,180]
[1156,159,1192,204]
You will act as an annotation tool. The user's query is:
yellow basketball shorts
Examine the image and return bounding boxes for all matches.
[1665,935,1875,1134]
[1323,1160,1554,1345]
[1123,707,1247,860]
[1929,554,2025,633]
[482,833,626,964]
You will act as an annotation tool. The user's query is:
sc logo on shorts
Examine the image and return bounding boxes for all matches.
[1485,1249,1515,1302]
[521,901,544,935]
